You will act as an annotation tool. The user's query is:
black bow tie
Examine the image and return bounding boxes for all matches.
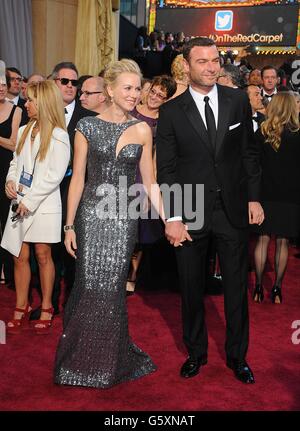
[252,116,259,122]
[266,94,274,99]
[64,108,68,114]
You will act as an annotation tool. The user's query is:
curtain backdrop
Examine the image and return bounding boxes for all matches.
[75,0,115,76]
[0,0,33,77]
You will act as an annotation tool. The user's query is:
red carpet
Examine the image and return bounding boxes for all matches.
[0,241,300,411]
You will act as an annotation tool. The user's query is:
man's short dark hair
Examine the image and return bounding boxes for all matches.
[6,67,22,77]
[222,64,242,87]
[183,37,216,62]
[51,62,78,79]
[261,65,278,78]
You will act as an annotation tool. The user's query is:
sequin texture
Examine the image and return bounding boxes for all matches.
[54,117,157,388]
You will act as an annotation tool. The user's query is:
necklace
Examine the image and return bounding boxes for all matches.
[30,124,39,141]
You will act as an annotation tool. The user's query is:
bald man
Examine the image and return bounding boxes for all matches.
[79,76,110,114]
[28,73,45,84]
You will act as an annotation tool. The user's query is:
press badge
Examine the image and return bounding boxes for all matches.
[18,169,33,197]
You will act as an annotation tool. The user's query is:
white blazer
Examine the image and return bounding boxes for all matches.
[1,123,70,256]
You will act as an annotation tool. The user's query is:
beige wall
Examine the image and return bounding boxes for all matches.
[32,0,78,76]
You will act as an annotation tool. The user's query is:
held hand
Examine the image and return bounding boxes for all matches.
[5,181,17,199]
[64,230,77,259]
[16,202,29,217]
[165,221,193,247]
[248,201,264,225]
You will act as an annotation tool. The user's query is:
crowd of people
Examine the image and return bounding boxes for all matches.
[1,33,300,389]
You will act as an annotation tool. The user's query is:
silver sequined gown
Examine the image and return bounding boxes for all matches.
[54,117,156,388]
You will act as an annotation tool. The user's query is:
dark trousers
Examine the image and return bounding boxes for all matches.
[0,189,14,283]
[51,240,76,309]
[175,194,249,361]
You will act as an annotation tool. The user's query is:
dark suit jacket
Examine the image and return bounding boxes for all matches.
[256,111,265,125]
[67,100,97,151]
[61,100,97,220]
[156,85,261,231]
[17,97,29,126]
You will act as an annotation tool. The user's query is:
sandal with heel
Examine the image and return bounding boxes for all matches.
[7,304,31,334]
[34,307,54,334]
[253,284,264,303]
[271,286,282,304]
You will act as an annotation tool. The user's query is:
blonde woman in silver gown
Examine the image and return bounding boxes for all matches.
[54,60,185,388]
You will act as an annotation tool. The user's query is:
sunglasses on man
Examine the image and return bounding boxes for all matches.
[78,90,102,97]
[55,78,79,87]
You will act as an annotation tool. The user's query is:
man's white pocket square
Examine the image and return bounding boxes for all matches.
[229,122,241,130]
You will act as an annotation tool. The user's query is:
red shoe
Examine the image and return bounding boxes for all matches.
[7,304,31,334]
[34,307,54,335]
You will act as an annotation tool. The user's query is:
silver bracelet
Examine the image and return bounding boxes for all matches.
[64,224,75,232]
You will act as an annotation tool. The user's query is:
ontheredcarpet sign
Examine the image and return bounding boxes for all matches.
[209,33,284,44]
[156,5,299,47]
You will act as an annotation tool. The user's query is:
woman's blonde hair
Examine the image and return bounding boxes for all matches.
[17,80,66,160]
[103,59,142,98]
[171,54,187,82]
[261,92,299,151]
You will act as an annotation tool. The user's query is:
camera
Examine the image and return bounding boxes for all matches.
[12,202,18,212]
[11,200,20,222]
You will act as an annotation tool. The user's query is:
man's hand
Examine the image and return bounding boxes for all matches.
[248,201,264,225]
[165,220,193,247]
[5,181,17,199]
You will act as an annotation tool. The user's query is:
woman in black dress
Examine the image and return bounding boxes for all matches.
[253,92,300,304]
[0,71,22,285]
[127,75,177,294]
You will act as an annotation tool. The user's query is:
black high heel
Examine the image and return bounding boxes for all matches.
[271,286,282,304]
[253,284,264,303]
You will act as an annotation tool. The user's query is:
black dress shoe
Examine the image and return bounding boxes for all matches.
[226,358,255,384]
[180,356,207,379]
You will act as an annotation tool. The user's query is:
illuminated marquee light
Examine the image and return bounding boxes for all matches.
[297,5,300,48]
[254,46,297,54]
[158,0,289,8]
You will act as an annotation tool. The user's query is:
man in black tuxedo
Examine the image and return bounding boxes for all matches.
[156,37,264,384]
[245,84,265,132]
[6,67,28,125]
[30,62,96,319]
[261,65,278,105]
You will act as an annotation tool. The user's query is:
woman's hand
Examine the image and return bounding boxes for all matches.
[16,202,29,217]
[5,181,17,199]
[64,230,77,259]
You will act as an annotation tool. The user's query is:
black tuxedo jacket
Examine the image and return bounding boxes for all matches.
[156,85,261,231]
[17,97,29,126]
[60,100,97,221]
[67,100,97,151]
[256,111,265,126]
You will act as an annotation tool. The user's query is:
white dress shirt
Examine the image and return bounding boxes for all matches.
[64,100,75,126]
[252,112,259,133]
[6,95,19,105]
[189,84,219,129]
[262,88,277,103]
